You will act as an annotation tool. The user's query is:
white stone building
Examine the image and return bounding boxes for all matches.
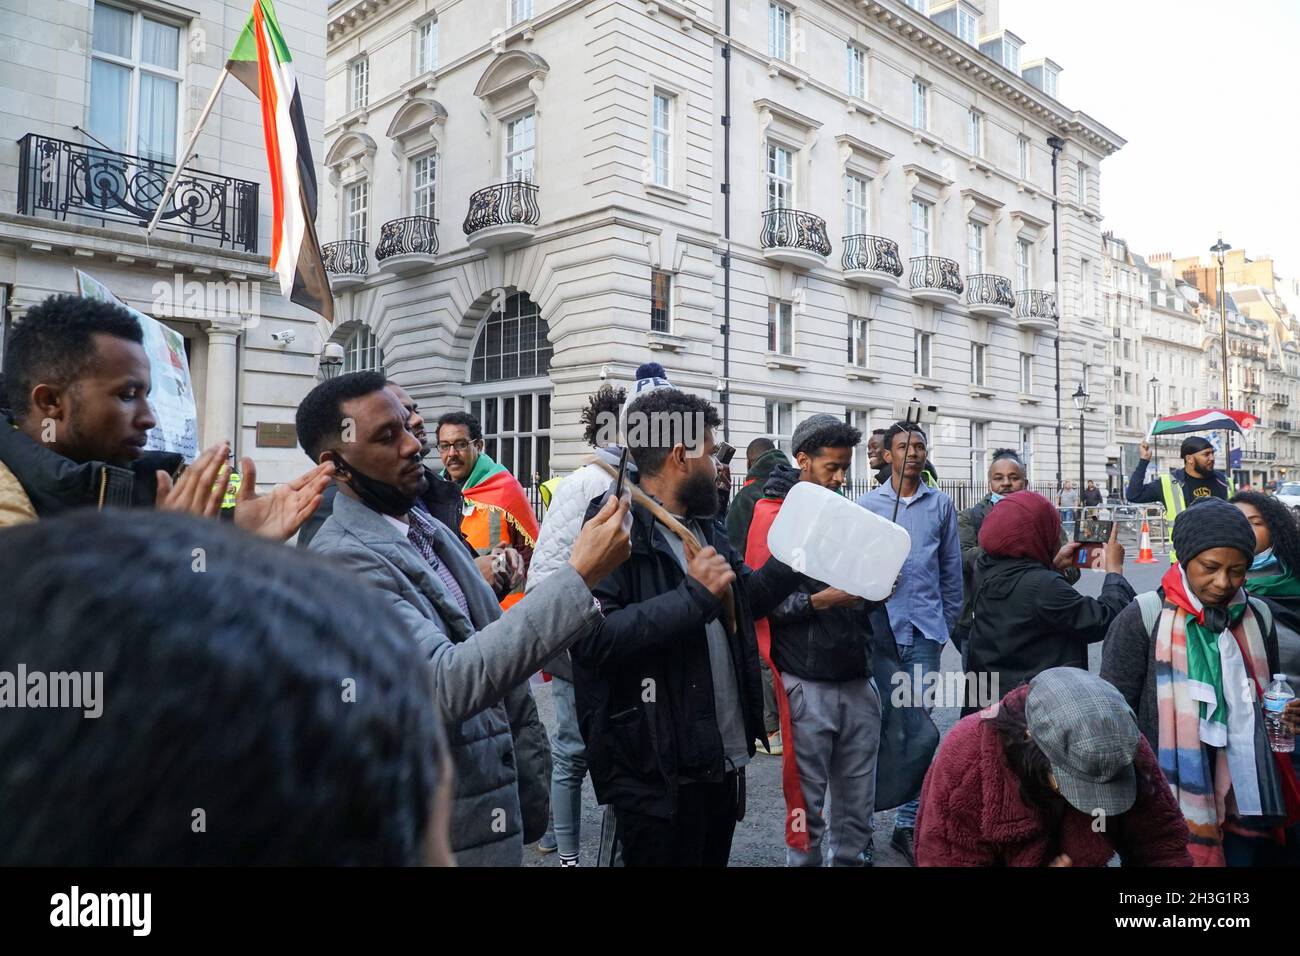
[0,0,328,485]
[321,0,1122,495]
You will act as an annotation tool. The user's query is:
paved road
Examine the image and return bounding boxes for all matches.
[523,556,1169,868]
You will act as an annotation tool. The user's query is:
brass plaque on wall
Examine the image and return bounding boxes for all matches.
[256,422,298,449]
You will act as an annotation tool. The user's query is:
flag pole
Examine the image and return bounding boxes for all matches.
[145,67,229,237]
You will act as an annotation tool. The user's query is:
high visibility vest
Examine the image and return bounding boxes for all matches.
[1158,471,1235,563]
[539,475,564,512]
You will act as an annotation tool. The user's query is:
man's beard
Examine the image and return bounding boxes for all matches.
[681,468,719,518]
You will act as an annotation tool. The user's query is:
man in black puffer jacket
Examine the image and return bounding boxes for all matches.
[754,414,882,867]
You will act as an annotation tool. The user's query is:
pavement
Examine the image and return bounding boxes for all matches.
[523,555,1172,868]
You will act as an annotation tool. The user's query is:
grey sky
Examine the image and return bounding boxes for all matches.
[998,0,1300,279]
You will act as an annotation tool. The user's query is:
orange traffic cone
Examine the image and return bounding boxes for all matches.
[1136,520,1157,564]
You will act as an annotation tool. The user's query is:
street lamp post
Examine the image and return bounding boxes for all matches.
[1074,383,1089,501]
[1149,375,1160,472]
[1211,236,1232,480]
[1049,134,1066,491]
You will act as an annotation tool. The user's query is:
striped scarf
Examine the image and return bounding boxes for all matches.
[1155,566,1271,866]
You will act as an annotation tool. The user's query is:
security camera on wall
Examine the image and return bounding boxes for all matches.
[270,329,296,346]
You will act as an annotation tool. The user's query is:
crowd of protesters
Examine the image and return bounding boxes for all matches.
[1,294,1298,868]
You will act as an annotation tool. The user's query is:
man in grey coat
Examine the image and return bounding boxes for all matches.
[296,372,631,866]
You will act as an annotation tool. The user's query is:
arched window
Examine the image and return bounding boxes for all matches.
[343,324,384,373]
[470,292,551,382]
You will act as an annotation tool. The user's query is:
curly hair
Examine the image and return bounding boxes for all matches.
[3,295,144,422]
[580,384,626,448]
[624,387,720,476]
[795,421,861,458]
[1231,491,1300,574]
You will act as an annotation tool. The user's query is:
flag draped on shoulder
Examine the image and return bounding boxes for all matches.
[227,0,333,322]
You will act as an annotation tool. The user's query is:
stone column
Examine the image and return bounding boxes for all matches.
[203,324,240,447]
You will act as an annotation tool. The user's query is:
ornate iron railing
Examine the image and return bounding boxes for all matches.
[462,181,540,236]
[375,216,439,261]
[966,273,1016,309]
[909,255,963,295]
[1015,289,1058,320]
[841,234,904,276]
[16,133,259,252]
[322,240,370,276]
[760,208,832,257]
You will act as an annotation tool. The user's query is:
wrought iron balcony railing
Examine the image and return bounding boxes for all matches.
[17,133,259,252]
[322,239,370,276]
[966,273,1016,309]
[375,216,439,261]
[760,208,832,257]
[841,234,904,276]
[1016,289,1059,321]
[909,255,963,295]
[462,180,540,236]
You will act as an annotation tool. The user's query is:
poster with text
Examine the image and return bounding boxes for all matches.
[75,269,199,461]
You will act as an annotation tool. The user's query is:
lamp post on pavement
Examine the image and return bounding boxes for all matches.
[1211,236,1232,479]
[1149,375,1160,473]
[1074,382,1089,506]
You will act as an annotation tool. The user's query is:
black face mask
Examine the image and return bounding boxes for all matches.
[332,453,421,517]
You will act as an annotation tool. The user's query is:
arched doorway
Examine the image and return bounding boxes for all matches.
[463,291,552,487]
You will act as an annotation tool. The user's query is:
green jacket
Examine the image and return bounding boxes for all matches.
[957,493,1080,632]
[724,447,789,553]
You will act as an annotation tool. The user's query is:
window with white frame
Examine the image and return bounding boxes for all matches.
[766,142,795,209]
[1081,257,1095,315]
[846,408,872,477]
[846,44,866,98]
[910,199,932,258]
[1043,66,1059,98]
[956,4,978,44]
[848,316,869,367]
[912,78,929,129]
[349,56,369,111]
[508,0,534,26]
[468,391,551,485]
[412,153,437,219]
[650,270,672,333]
[765,400,794,452]
[768,3,792,61]
[768,299,794,355]
[971,343,987,387]
[1017,136,1029,180]
[971,421,988,480]
[967,108,983,157]
[89,2,182,162]
[342,324,384,373]
[844,173,869,235]
[417,16,438,74]
[903,0,926,10]
[346,181,369,242]
[1020,352,1034,392]
[914,330,933,377]
[505,111,536,182]
[1019,425,1034,476]
[469,291,552,383]
[1016,237,1032,289]
[1002,38,1021,72]
[1076,161,1088,205]
[966,220,985,275]
[651,90,673,188]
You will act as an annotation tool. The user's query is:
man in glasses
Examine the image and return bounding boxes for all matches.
[436,411,538,609]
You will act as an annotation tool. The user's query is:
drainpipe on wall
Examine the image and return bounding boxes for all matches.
[721,0,732,442]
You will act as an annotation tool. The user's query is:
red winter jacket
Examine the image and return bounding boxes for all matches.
[915,686,1192,867]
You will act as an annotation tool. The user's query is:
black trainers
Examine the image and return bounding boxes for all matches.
[890,826,915,867]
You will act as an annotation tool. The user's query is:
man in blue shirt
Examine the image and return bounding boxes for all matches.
[857,421,962,865]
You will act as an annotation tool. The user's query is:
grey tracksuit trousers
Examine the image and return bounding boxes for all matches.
[781,674,881,867]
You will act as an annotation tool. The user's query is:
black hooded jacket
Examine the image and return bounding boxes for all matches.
[570,482,798,819]
[0,420,181,517]
[761,464,879,682]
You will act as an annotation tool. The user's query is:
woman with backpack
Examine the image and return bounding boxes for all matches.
[1101,497,1300,865]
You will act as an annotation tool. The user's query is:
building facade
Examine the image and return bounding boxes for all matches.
[321,0,1122,493]
[0,0,328,486]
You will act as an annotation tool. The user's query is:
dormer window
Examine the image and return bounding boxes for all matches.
[1003,37,1021,72]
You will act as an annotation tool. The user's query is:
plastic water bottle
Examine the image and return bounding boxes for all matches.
[1263,674,1295,754]
[766,481,912,602]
